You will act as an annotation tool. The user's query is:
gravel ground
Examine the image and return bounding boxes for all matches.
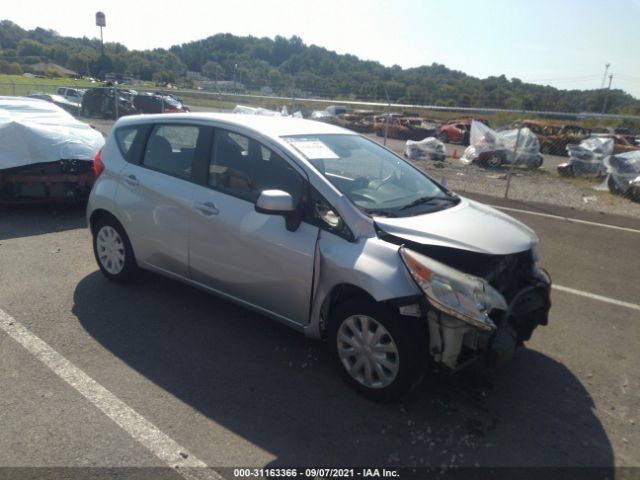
[88,117,640,220]
[409,157,640,218]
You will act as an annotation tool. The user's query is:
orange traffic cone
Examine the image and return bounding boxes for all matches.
[452,149,458,160]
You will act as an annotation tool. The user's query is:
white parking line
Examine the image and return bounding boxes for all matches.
[492,205,640,234]
[0,309,223,480]
[553,284,640,312]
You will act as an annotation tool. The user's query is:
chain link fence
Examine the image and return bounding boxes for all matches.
[2,81,639,209]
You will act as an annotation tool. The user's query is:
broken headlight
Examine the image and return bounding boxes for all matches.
[399,247,507,331]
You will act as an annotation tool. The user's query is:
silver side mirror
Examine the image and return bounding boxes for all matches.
[255,190,301,232]
[255,189,295,215]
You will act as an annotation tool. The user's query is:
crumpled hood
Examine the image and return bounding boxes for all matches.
[374,197,537,255]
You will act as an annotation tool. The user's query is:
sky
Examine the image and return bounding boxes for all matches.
[2,0,640,98]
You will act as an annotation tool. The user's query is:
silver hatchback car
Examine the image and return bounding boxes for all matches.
[87,113,551,401]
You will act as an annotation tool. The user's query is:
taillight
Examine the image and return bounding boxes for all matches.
[93,149,104,178]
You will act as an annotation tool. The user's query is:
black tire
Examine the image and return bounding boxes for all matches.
[328,298,426,402]
[557,164,573,177]
[92,216,138,283]
[439,131,449,143]
[541,143,553,155]
[484,153,503,169]
[607,175,623,195]
[527,155,544,169]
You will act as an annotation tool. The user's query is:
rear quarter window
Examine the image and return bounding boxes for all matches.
[114,125,146,163]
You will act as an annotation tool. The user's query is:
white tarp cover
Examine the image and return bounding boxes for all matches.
[233,104,282,116]
[461,120,540,166]
[234,104,304,118]
[405,137,445,159]
[605,150,640,192]
[0,97,105,170]
[566,136,614,176]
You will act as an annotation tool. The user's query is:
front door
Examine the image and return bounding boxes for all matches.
[188,129,319,326]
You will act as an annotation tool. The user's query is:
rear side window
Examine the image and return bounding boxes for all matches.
[115,126,144,163]
[142,124,202,180]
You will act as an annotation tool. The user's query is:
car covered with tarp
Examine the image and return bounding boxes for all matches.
[404,137,446,161]
[605,150,640,200]
[0,97,104,202]
[461,121,543,169]
[557,136,614,177]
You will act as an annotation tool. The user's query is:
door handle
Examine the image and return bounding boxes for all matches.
[124,174,139,186]
[194,201,219,216]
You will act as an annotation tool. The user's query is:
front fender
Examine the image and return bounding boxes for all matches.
[304,230,421,338]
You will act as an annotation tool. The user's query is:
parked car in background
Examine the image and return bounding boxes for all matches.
[0,96,104,202]
[557,136,613,177]
[606,151,640,200]
[439,119,488,145]
[461,121,543,169]
[87,113,551,401]
[133,93,189,114]
[325,105,347,116]
[154,92,191,112]
[81,87,138,118]
[592,134,640,155]
[56,87,86,104]
[513,121,588,156]
[335,111,375,133]
[25,93,80,115]
[374,115,436,140]
[310,110,335,123]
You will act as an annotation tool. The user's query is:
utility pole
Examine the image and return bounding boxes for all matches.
[600,63,610,89]
[602,74,613,114]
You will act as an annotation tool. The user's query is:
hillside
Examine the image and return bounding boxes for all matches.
[1,19,638,114]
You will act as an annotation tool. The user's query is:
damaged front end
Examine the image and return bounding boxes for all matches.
[398,244,551,371]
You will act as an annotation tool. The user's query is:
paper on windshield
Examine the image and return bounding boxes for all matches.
[287,139,339,159]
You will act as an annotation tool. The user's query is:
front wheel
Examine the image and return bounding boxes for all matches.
[328,298,426,402]
[93,217,138,283]
[608,175,623,195]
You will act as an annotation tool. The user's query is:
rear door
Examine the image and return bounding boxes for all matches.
[115,123,211,278]
[188,128,319,326]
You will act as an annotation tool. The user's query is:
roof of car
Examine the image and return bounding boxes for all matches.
[114,112,356,137]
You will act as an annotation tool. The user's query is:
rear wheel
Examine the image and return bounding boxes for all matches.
[328,298,425,402]
[484,153,504,168]
[93,216,138,283]
[439,131,449,143]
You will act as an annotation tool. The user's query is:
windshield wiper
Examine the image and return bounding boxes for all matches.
[365,209,397,217]
[400,195,459,210]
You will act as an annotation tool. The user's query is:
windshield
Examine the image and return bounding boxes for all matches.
[283,134,457,217]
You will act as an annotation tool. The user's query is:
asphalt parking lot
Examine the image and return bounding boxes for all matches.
[1,194,639,478]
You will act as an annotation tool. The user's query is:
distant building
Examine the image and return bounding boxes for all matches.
[29,63,78,78]
[201,80,246,93]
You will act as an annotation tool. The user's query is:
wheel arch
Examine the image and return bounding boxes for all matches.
[89,208,123,235]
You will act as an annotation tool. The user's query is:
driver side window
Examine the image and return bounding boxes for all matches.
[209,129,305,204]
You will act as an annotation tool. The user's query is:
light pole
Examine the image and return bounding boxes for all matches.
[602,74,613,114]
[233,63,238,93]
[600,63,610,89]
[95,11,106,79]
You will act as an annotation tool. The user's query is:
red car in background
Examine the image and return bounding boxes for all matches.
[439,118,488,145]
